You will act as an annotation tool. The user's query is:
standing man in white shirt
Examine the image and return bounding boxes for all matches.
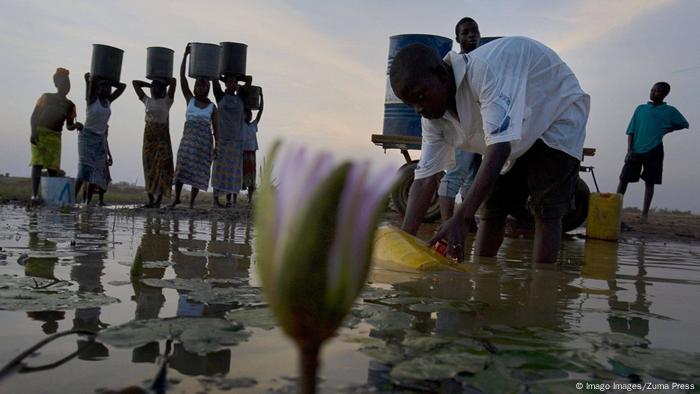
[390,36,589,263]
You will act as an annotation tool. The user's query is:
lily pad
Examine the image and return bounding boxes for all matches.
[107,280,131,286]
[500,350,568,370]
[481,330,568,352]
[457,363,521,393]
[177,249,225,258]
[360,286,407,301]
[349,304,414,331]
[402,335,486,356]
[601,332,650,348]
[198,376,258,390]
[99,317,249,355]
[401,336,452,352]
[339,334,385,346]
[141,278,264,306]
[0,274,119,311]
[390,352,488,381]
[407,299,483,313]
[611,348,700,380]
[360,343,405,365]
[119,260,174,269]
[225,308,277,330]
[377,296,423,305]
[141,278,208,292]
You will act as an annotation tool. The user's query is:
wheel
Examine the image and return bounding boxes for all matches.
[508,176,591,233]
[391,161,443,223]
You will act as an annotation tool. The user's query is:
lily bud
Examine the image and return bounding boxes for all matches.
[255,142,397,345]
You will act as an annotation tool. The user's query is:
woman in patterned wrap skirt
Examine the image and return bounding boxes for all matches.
[133,77,176,208]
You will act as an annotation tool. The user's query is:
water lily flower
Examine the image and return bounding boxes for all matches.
[255,141,397,393]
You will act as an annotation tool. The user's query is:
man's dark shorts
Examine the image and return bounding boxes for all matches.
[619,143,664,185]
[481,139,580,220]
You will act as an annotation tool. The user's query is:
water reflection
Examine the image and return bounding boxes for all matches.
[24,212,65,334]
[607,243,650,339]
[130,217,169,364]
[24,232,58,280]
[131,216,168,320]
[169,344,231,377]
[1,205,699,393]
[126,214,252,377]
[72,211,110,361]
[208,217,252,280]
[384,239,584,335]
[381,237,654,341]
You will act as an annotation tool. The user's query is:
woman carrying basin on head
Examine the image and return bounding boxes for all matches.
[133,77,177,208]
[75,72,126,205]
[172,43,219,209]
[210,74,250,207]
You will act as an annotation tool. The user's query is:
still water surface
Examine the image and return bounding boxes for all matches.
[0,205,699,393]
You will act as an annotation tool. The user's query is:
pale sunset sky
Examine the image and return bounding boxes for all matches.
[1,0,698,211]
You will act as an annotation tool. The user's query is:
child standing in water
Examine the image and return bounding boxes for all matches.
[172,44,218,209]
[75,72,125,205]
[29,68,83,204]
[242,89,263,203]
[133,77,177,208]
[211,75,250,207]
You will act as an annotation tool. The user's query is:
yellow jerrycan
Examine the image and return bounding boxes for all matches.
[372,225,471,272]
[586,192,623,241]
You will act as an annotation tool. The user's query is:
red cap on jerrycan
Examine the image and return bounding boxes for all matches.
[432,240,448,256]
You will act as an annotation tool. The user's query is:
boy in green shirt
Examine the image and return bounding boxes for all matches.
[617,82,689,223]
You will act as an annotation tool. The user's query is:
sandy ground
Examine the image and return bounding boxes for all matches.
[620,210,700,243]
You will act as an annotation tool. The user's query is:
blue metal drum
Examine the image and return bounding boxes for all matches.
[382,34,453,147]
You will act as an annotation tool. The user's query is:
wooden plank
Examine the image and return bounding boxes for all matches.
[583,147,596,157]
[373,134,597,157]
[371,134,422,145]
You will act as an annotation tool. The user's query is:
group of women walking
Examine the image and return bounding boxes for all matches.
[29,43,263,208]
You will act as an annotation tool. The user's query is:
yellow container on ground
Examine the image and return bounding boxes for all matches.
[372,225,471,272]
[586,192,623,241]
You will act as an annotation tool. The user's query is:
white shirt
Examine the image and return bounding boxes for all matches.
[141,96,173,124]
[415,36,590,179]
[83,100,111,134]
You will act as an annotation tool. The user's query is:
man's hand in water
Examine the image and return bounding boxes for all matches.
[429,215,470,261]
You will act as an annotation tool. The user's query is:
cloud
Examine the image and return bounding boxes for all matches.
[537,0,677,53]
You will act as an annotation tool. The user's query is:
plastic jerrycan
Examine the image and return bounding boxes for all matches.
[373,225,470,272]
[586,193,623,241]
